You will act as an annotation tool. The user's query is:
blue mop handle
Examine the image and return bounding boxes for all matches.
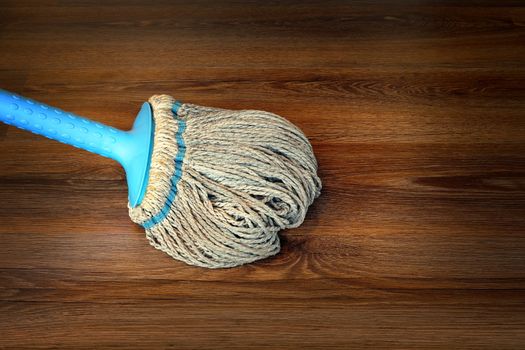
[0,89,126,162]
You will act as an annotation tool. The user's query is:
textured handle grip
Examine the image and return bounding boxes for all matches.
[0,89,126,160]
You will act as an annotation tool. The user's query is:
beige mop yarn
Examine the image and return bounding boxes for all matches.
[129,95,321,268]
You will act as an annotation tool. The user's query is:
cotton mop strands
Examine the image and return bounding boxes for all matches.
[130,95,321,268]
[0,91,321,268]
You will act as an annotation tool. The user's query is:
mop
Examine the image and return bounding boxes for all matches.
[0,90,321,268]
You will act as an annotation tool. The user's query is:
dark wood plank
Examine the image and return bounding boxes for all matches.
[1,1,524,349]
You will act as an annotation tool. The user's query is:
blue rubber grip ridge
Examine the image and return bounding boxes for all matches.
[0,89,126,161]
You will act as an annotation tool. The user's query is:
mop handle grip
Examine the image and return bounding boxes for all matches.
[0,89,126,160]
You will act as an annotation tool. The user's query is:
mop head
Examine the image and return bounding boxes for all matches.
[129,95,321,268]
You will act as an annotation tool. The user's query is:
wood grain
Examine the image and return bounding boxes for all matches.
[1,1,525,349]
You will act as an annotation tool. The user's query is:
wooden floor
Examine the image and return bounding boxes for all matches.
[1,1,525,349]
